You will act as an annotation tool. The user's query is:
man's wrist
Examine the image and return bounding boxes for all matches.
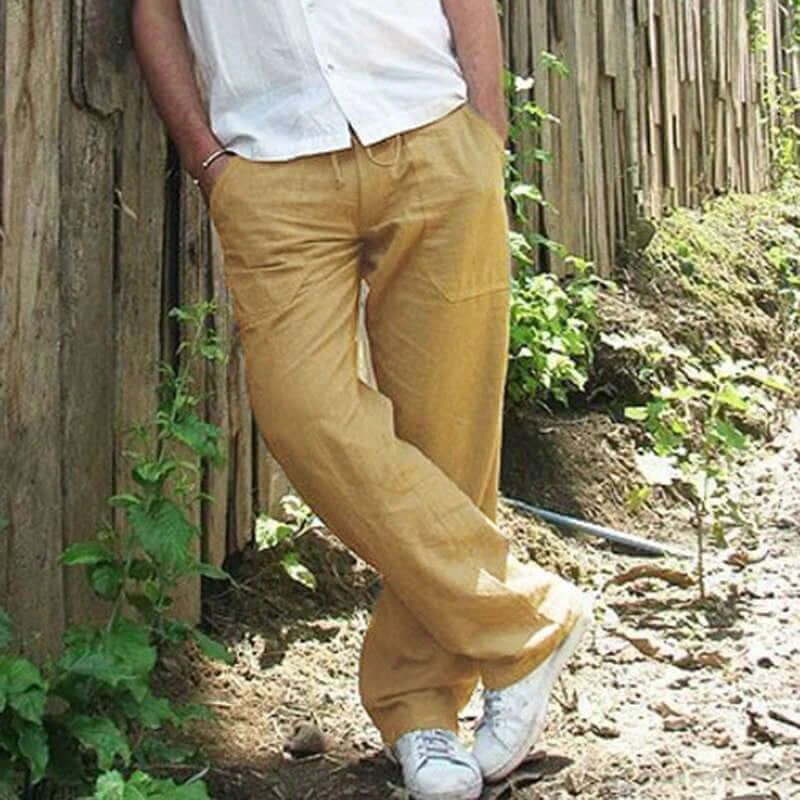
[183,133,227,181]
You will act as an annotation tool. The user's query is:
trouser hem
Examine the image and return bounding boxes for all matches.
[480,603,583,691]
[369,706,460,748]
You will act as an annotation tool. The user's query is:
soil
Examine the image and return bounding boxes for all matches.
[149,409,800,800]
[149,183,800,799]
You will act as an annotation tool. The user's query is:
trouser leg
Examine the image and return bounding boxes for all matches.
[357,104,515,741]
[210,110,583,748]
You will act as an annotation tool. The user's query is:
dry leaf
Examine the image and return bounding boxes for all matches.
[605,564,696,590]
[725,546,769,569]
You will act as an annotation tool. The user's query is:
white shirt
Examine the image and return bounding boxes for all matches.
[179,1,468,161]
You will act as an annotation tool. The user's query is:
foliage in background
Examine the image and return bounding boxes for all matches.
[0,302,231,799]
[507,257,611,408]
[615,337,790,598]
[503,54,568,267]
[503,54,613,409]
[254,494,320,591]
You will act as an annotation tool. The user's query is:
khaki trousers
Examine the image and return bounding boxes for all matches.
[209,104,583,746]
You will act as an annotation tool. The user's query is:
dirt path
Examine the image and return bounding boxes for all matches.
[159,412,800,800]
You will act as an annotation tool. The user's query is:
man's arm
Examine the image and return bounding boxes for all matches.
[441,0,507,143]
[132,0,228,197]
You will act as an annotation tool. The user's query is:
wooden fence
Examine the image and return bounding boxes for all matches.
[1,0,798,659]
[503,0,800,274]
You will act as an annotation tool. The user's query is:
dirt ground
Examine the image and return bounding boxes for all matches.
[153,407,800,800]
[150,182,800,799]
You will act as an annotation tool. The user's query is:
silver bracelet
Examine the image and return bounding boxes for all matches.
[192,147,234,185]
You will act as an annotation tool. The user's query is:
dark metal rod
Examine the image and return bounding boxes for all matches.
[502,497,693,560]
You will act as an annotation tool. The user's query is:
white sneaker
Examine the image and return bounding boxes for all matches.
[473,593,594,782]
[392,729,483,800]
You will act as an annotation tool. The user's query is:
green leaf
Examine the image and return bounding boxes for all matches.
[107,493,143,509]
[280,551,317,591]
[0,656,46,695]
[254,515,294,550]
[65,714,130,771]
[128,500,196,576]
[127,770,210,800]
[712,419,748,451]
[9,688,47,724]
[0,610,12,650]
[190,629,234,665]
[60,541,115,567]
[13,719,48,783]
[717,383,748,411]
[745,366,790,393]
[118,692,177,730]
[193,562,231,581]
[89,563,125,601]
[169,413,224,464]
[58,619,156,692]
[131,459,177,489]
[624,406,649,421]
[93,769,127,800]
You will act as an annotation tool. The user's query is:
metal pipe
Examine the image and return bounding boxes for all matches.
[502,497,693,560]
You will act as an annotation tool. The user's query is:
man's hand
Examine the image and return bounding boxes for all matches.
[441,0,508,145]
[132,0,223,189]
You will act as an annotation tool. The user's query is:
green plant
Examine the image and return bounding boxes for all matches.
[767,243,800,326]
[624,343,789,598]
[254,493,319,590]
[88,769,209,799]
[747,0,768,52]
[503,54,615,409]
[504,53,569,266]
[0,301,232,798]
[507,257,610,408]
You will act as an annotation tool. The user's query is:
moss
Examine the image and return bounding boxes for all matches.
[589,177,800,404]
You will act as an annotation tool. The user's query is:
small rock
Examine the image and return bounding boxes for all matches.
[664,717,692,732]
[284,722,328,757]
[590,722,621,739]
[712,732,731,748]
[748,643,776,669]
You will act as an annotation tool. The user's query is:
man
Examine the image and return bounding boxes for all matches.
[132,3,592,799]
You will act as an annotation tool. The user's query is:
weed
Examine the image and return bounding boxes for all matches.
[623,341,789,598]
[254,494,320,591]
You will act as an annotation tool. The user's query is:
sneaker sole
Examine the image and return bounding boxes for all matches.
[483,598,594,783]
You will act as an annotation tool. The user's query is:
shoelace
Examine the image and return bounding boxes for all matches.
[414,730,459,766]
[478,689,505,730]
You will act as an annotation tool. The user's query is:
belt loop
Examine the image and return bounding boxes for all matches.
[331,151,344,188]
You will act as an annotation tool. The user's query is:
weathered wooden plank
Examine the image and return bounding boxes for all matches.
[598,0,616,78]
[70,0,128,115]
[256,436,291,522]
[1,0,66,659]
[114,56,167,571]
[0,0,9,616]
[170,177,208,625]
[59,102,116,628]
